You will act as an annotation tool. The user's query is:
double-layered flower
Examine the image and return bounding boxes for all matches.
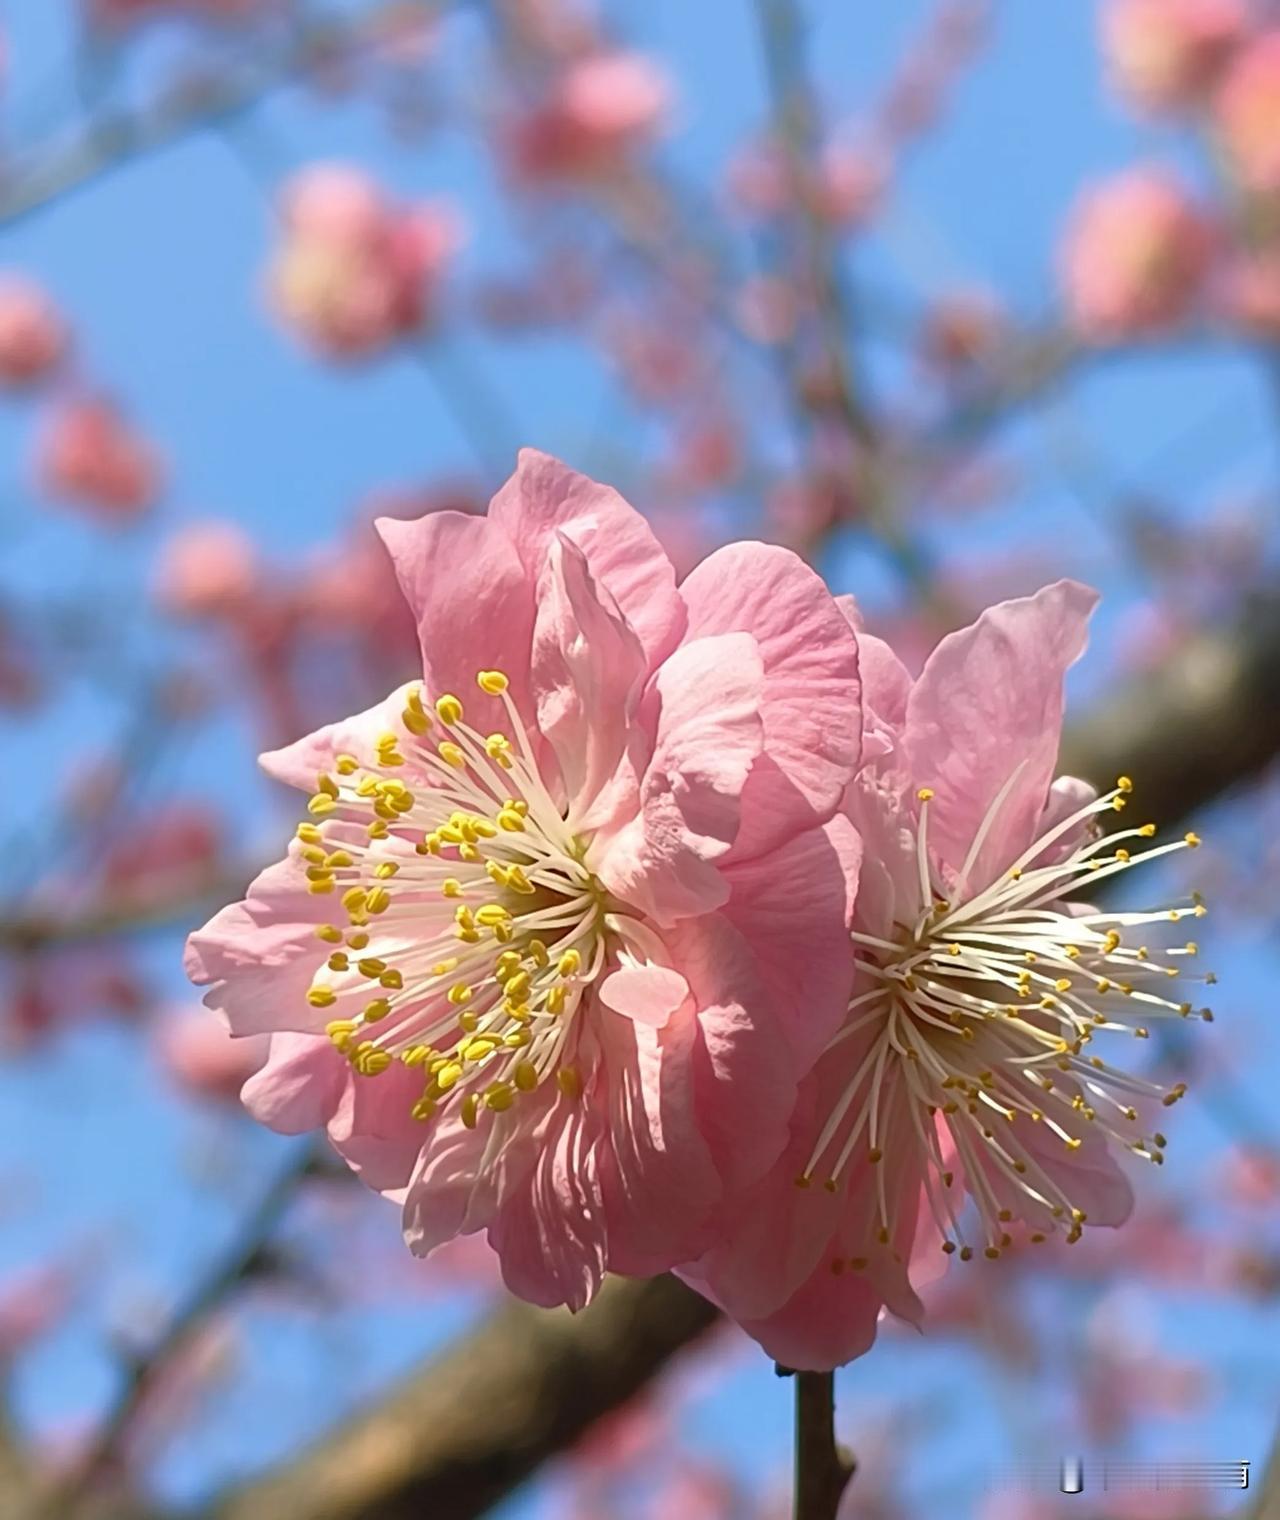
[683,583,1212,1369]
[186,451,863,1309]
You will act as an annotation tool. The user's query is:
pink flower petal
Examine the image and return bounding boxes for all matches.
[595,632,764,924]
[489,448,686,669]
[905,580,1099,890]
[680,543,861,860]
[241,1032,347,1133]
[531,532,648,831]
[598,964,690,1028]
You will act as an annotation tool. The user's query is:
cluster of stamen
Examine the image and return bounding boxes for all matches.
[299,671,610,1128]
[800,775,1213,1270]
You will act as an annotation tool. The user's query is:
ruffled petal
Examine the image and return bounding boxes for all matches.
[375,509,538,731]
[904,580,1099,890]
[719,815,860,1073]
[241,1032,347,1134]
[487,1096,609,1310]
[489,448,686,669]
[594,633,764,925]
[184,852,332,1037]
[259,684,419,792]
[531,533,648,833]
[680,543,861,861]
[593,999,721,1276]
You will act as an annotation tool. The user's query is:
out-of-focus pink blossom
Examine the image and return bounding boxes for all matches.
[508,52,671,183]
[89,0,265,25]
[0,275,68,387]
[726,137,889,228]
[1102,0,1245,114]
[102,802,222,898]
[155,521,259,619]
[269,164,459,359]
[1218,1144,1280,1206]
[1059,168,1215,340]
[1216,32,1280,192]
[0,1264,71,1360]
[35,396,162,518]
[155,1008,269,1105]
[1221,247,1280,336]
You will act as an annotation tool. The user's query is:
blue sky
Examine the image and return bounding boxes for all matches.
[1,2,1276,1516]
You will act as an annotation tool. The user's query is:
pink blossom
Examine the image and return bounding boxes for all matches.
[89,0,265,24]
[1216,32,1280,192]
[155,1007,270,1105]
[35,395,162,519]
[1101,0,1245,114]
[683,584,1209,1369]
[269,164,459,359]
[919,289,1007,375]
[1218,1143,1280,1206]
[0,1264,71,1361]
[0,275,68,387]
[102,802,222,898]
[1059,168,1215,340]
[155,521,259,619]
[186,449,863,1310]
[508,52,671,183]
[1221,246,1280,336]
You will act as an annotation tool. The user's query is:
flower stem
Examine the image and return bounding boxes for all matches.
[793,1369,854,1520]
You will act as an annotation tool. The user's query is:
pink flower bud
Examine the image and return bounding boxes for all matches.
[1060,167,1215,340]
[0,275,68,387]
[155,521,259,618]
[1217,32,1280,192]
[35,396,162,519]
[1102,0,1245,113]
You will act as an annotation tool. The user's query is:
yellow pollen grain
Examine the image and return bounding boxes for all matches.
[439,742,466,769]
[477,670,509,695]
[435,694,464,725]
[307,986,337,1008]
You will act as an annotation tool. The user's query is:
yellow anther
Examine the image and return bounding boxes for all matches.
[514,1061,538,1092]
[477,670,509,695]
[1055,979,1072,993]
[325,1019,359,1050]
[1184,830,1201,847]
[401,1045,432,1067]
[368,820,390,841]
[356,775,379,797]
[504,971,532,1002]
[324,850,353,870]
[435,1061,464,1092]
[364,997,392,1022]
[365,886,391,915]
[402,706,432,737]
[1138,823,1156,837]
[485,734,513,768]
[447,983,473,1006]
[442,878,462,899]
[497,808,526,833]
[505,798,529,816]
[917,787,934,802]
[356,957,386,978]
[485,1082,515,1112]
[463,1036,499,1061]
[307,876,336,896]
[297,823,324,846]
[327,951,349,972]
[315,924,344,944]
[475,904,512,928]
[374,861,399,879]
[380,969,403,990]
[435,694,464,725]
[528,939,549,967]
[307,793,337,817]
[507,866,536,895]
[307,986,337,1008]
[316,772,340,799]
[460,1094,479,1129]
[1117,775,1133,793]
[495,950,522,977]
[558,949,582,977]
[351,1045,392,1077]
[557,1066,582,1100]
[439,742,466,769]
[335,753,359,775]
[867,1146,883,1163]
[411,1097,436,1122]
[341,886,368,916]
[301,847,327,866]
[458,1012,479,1033]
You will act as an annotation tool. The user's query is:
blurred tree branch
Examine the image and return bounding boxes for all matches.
[0,1,445,230]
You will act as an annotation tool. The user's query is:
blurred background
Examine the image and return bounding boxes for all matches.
[1,1,1279,1517]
